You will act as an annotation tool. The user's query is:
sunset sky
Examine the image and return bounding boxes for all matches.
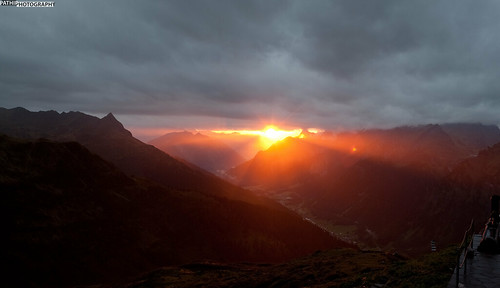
[1,0,499,140]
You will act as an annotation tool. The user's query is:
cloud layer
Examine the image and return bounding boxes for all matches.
[1,0,499,132]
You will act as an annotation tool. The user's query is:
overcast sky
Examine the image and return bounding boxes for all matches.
[1,0,499,137]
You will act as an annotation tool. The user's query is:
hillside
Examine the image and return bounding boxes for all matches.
[0,107,265,204]
[228,124,496,188]
[124,247,457,288]
[149,131,245,173]
[227,124,500,254]
[333,124,482,174]
[442,123,500,155]
[449,142,500,187]
[229,137,333,188]
[1,135,350,287]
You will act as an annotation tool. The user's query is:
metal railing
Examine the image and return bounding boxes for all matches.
[454,219,474,288]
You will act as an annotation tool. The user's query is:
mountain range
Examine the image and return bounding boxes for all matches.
[2,106,499,286]
[227,124,500,254]
[0,107,350,287]
[0,107,262,203]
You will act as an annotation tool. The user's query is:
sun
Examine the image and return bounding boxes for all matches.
[260,125,302,145]
[263,126,281,142]
[211,125,302,150]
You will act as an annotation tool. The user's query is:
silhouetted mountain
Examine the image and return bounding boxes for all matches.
[442,123,500,155]
[448,142,500,192]
[229,137,333,188]
[311,159,454,253]
[0,107,262,204]
[149,131,245,173]
[227,124,500,254]
[1,135,350,288]
[335,124,473,174]
[229,124,496,188]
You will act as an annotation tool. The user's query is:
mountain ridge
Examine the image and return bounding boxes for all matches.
[227,123,500,254]
[1,134,351,287]
[0,107,263,204]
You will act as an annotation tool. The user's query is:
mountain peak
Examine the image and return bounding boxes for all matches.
[73,112,130,138]
[100,112,127,131]
[102,112,117,122]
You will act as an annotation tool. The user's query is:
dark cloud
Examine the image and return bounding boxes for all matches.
[0,0,499,134]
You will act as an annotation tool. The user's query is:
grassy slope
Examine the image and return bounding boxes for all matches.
[127,246,457,288]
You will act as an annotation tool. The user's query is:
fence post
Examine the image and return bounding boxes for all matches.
[455,219,475,288]
[471,221,474,247]
[464,250,467,275]
[456,250,460,288]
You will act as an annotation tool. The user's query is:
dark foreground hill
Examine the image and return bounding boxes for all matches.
[1,135,350,288]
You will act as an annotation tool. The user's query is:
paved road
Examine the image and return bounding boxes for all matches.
[448,234,500,288]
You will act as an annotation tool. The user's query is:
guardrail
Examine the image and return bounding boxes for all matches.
[454,219,474,288]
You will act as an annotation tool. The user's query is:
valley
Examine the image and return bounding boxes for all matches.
[226,124,500,254]
[1,107,499,287]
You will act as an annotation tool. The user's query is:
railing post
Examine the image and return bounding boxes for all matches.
[454,219,475,288]
[471,220,474,247]
[456,250,460,288]
[464,250,467,275]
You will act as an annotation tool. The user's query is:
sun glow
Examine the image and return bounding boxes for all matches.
[212,125,302,149]
[307,128,324,134]
[261,125,302,142]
